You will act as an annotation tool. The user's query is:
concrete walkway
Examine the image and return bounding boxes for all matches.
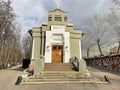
[0,66,119,90]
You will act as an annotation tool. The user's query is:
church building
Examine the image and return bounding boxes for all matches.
[29,7,85,74]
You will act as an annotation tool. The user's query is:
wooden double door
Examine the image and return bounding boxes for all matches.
[52,45,63,63]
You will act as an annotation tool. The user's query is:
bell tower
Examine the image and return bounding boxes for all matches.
[48,7,68,24]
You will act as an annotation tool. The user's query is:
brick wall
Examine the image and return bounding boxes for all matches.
[85,54,120,72]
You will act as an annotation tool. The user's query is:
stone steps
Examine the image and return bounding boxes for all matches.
[29,76,92,79]
[23,79,98,82]
[44,63,75,71]
[21,71,107,84]
[21,63,108,84]
[22,81,108,84]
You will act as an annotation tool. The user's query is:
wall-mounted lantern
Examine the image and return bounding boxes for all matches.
[65,46,68,49]
[47,46,49,48]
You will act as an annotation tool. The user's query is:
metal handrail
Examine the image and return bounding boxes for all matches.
[70,57,79,71]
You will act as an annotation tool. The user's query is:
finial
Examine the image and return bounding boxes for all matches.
[56,4,60,9]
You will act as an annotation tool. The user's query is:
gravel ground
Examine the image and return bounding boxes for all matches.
[0,66,119,90]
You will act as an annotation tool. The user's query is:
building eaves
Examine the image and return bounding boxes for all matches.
[49,9,67,13]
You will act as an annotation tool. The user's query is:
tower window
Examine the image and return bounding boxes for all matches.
[48,15,52,21]
[54,15,61,21]
[64,16,67,21]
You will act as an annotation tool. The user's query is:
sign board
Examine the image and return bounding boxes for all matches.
[51,25,65,31]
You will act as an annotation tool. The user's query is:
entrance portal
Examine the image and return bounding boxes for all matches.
[52,45,63,63]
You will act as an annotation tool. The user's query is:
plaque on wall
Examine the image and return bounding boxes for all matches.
[51,25,65,31]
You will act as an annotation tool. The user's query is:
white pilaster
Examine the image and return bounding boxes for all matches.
[79,40,82,60]
[64,32,70,63]
[31,38,35,59]
[45,31,52,63]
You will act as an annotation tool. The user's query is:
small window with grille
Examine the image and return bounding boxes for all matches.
[54,15,61,21]
[64,16,67,21]
[48,15,52,21]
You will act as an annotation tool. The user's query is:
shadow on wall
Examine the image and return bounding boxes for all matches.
[22,58,30,69]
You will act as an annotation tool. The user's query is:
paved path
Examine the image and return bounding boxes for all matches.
[0,66,120,90]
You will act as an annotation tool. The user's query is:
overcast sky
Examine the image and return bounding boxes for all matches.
[11,0,112,32]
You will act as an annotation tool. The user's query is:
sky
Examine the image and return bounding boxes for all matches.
[11,0,112,33]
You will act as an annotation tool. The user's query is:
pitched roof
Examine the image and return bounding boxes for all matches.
[49,9,67,13]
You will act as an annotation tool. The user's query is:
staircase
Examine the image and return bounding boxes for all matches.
[21,63,107,84]
[21,71,107,84]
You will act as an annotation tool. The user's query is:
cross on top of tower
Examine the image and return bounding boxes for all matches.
[56,4,60,9]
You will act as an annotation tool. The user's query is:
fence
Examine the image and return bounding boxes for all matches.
[0,61,18,70]
[0,63,16,69]
[85,54,120,72]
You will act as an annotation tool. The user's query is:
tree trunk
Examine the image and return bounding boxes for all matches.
[97,39,103,55]
[87,48,90,58]
[117,41,120,54]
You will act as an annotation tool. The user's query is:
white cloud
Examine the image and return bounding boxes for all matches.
[11,0,111,33]
[96,0,106,8]
[95,0,111,14]
[53,0,62,5]
[12,0,48,33]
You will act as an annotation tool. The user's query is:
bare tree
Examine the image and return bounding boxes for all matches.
[112,0,120,6]
[22,33,32,59]
[87,15,110,56]
[82,32,95,57]
[0,0,22,68]
[107,0,120,53]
